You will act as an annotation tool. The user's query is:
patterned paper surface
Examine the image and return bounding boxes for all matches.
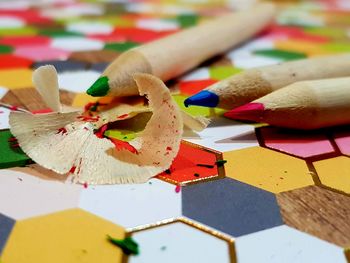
[0,0,350,262]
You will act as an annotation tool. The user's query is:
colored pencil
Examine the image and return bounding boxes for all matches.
[224,77,350,130]
[184,53,350,109]
[86,3,276,97]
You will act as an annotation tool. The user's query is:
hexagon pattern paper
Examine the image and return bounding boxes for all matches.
[1,0,350,263]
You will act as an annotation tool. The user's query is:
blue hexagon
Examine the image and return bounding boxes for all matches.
[0,213,15,254]
[182,177,283,237]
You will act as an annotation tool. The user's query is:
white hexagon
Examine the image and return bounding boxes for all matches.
[0,168,82,219]
[183,117,258,152]
[235,225,347,263]
[79,178,181,228]
[130,221,231,263]
[51,37,104,52]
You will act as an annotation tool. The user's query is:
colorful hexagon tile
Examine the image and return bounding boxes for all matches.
[57,70,101,93]
[0,168,81,220]
[313,156,350,194]
[183,117,258,153]
[0,129,31,169]
[1,209,126,263]
[129,220,233,263]
[0,87,8,99]
[277,185,350,247]
[14,45,71,61]
[157,141,224,185]
[182,177,283,237]
[235,225,347,263]
[79,178,181,228]
[32,60,87,73]
[178,79,217,95]
[0,107,11,129]
[0,54,33,69]
[179,67,210,82]
[66,21,114,35]
[0,69,33,89]
[259,126,335,159]
[332,128,350,156]
[51,37,104,52]
[0,35,51,47]
[0,213,15,255]
[223,146,313,193]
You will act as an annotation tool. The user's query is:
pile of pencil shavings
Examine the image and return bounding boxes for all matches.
[9,65,207,185]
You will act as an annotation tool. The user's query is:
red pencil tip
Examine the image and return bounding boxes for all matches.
[224,103,265,121]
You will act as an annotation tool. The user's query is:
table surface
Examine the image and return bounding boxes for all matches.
[0,0,350,262]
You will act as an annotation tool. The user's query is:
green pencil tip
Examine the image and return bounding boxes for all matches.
[86,76,110,97]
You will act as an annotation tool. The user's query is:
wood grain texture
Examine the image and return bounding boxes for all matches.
[58,90,76,106]
[1,88,77,110]
[69,50,120,64]
[277,185,350,247]
[0,90,26,109]
[10,88,48,111]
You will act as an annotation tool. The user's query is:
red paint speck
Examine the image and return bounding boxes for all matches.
[77,115,100,122]
[175,185,181,193]
[83,182,88,188]
[69,166,76,173]
[56,127,67,135]
[94,124,108,138]
[166,146,172,151]
[110,138,138,154]
[10,105,18,111]
[117,114,129,119]
[84,102,96,112]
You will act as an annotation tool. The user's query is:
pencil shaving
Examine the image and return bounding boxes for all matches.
[9,67,185,184]
[32,65,61,112]
[181,111,211,132]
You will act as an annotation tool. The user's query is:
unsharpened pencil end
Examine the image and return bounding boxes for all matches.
[224,102,264,122]
[86,76,110,97]
[184,90,219,108]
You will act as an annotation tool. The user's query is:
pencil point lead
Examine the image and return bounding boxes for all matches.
[184,90,219,108]
[224,102,265,121]
[87,76,110,97]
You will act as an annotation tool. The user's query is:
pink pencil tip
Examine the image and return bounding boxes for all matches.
[224,103,265,122]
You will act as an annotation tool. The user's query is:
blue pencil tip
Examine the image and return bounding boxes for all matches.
[184,90,219,108]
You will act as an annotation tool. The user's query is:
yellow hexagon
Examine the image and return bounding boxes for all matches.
[0,69,33,89]
[223,146,313,193]
[313,156,350,194]
[1,209,126,263]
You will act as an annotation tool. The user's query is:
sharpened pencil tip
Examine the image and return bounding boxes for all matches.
[86,76,110,97]
[184,90,219,108]
[224,103,265,121]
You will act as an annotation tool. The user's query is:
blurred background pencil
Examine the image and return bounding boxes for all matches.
[224,77,350,130]
[184,53,350,109]
[86,3,276,97]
